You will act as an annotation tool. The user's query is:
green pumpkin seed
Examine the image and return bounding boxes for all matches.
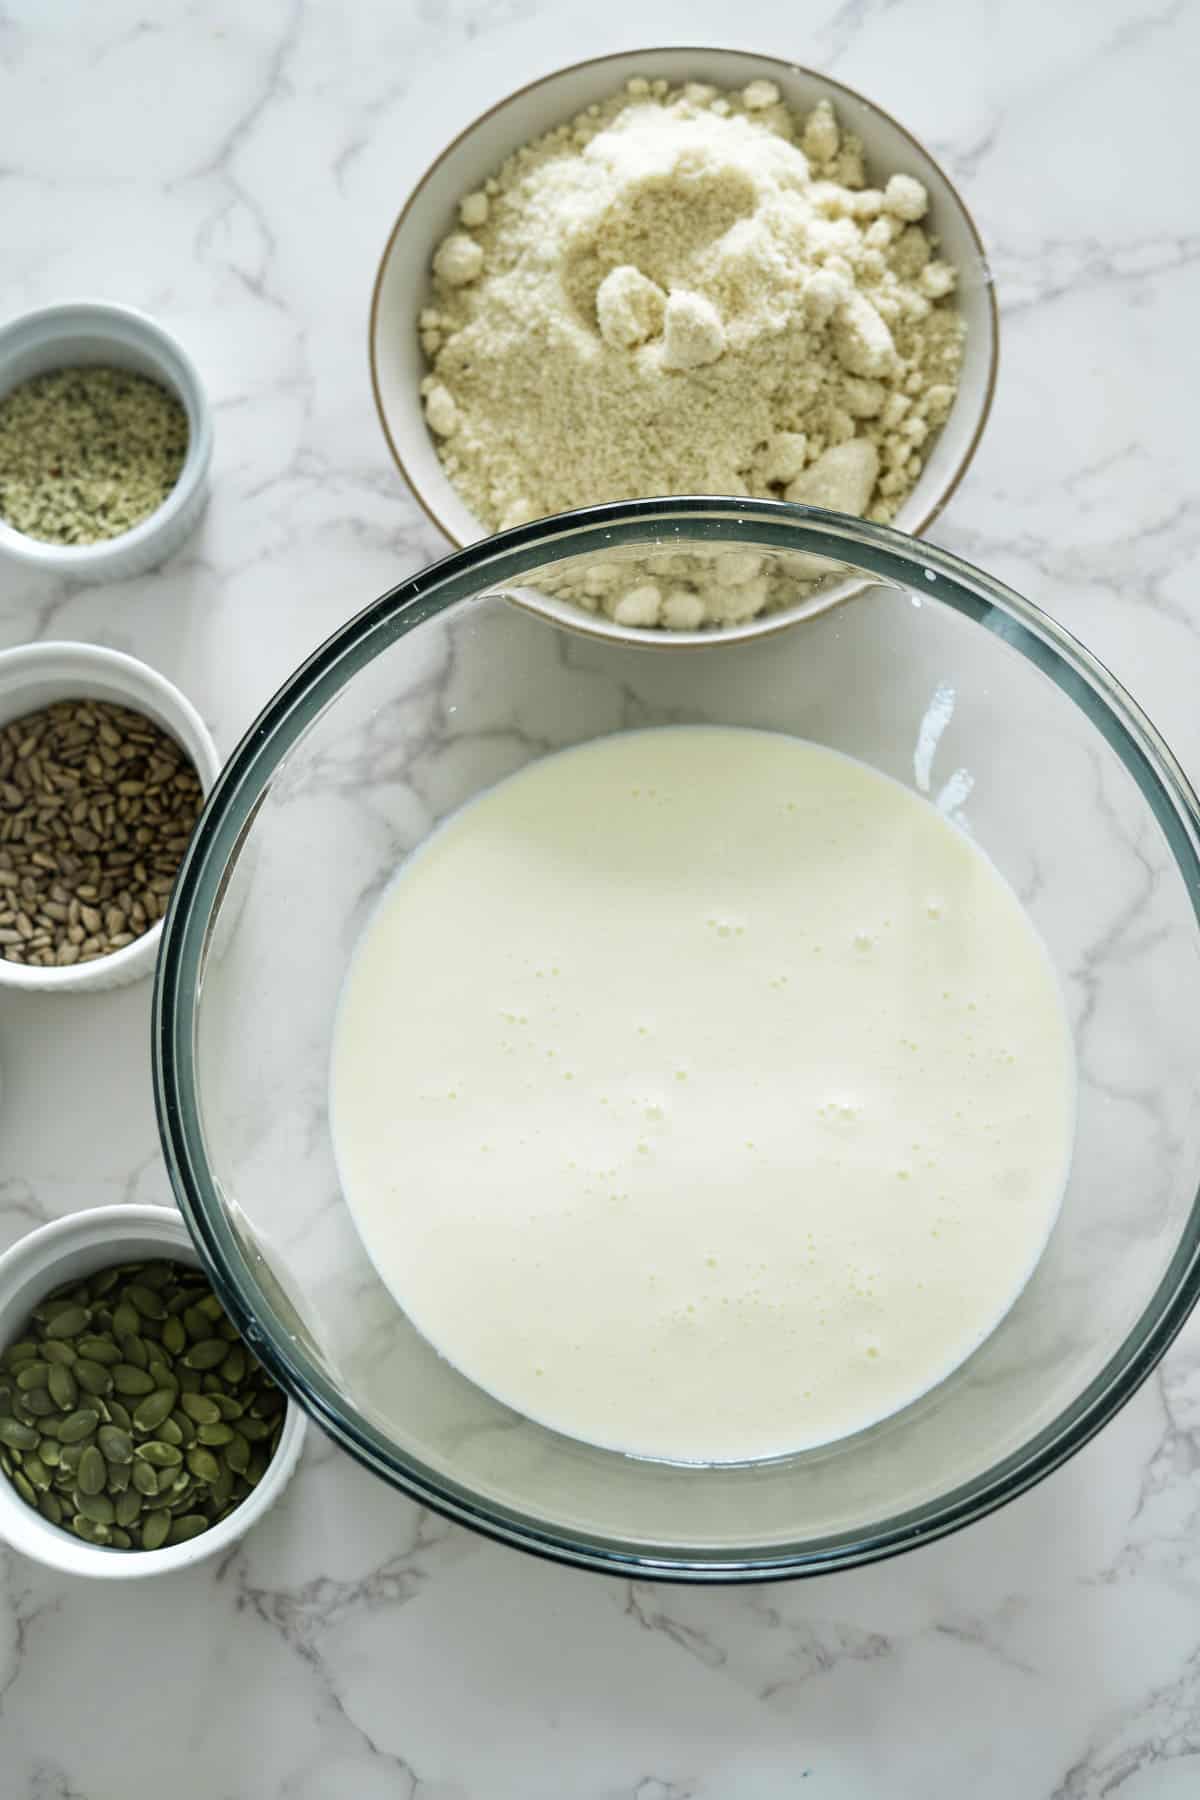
[44,1305,89,1339]
[77,1444,107,1496]
[141,1509,171,1550]
[3,1340,37,1366]
[134,1439,182,1469]
[166,1513,208,1545]
[71,1514,111,1545]
[23,1454,51,1492]
[132,1459,159,1497]
[39,1439,61,1468]
[113,1364,155,1396]
[58,1408,99,1445]
[111,1302,140,1338]
[73,1359,113,1398]
[161,1315,186,1356]
[211,1461,234,1509]
[116,1486,142,1528]
[90,1266,121,1298]
[47,1364,77,1411]
[196,1422,234,1447]
[125,1283,166,1320]
[176,1368,202,1394]
[161,1416,186,1447]
[108,1461,131,1494]
[107,1400,132,1431]
[180,1392,221,1425]
[37,1416,62,1440]
[109,1527,133,1550]
[12,1469,36,1507]
[132,1389,176,1433]
[15,1362,49,1391]
[165,1468,191,1498]
[77,1336,121,1365]
[246,1451,267,1486]
[182,1304,210,1341]
[117,1332,148,1370]
[76,1490,115,1525]
[186,1447,221,1484]
[182,1339,227,1371]
[219,1345,246,1384]
[38,1491,63,1525]
[21,1388,55,1418]
[138,1263,174,1291]
[236,1416,272,1442]
[60,1441,85,1473]
[211,1394,244,1421]
[217,1316,240,1343]
[97,1424,133,1464]
[42,1341,77,1366]
[0,1418,38,1450]
[224,1431,250,1475]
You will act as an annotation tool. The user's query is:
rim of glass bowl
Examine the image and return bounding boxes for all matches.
[153,497,1200,1583]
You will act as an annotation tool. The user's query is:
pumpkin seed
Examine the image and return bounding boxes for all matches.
[98,1424,133,1463]
[182,1339,227,1371]
[108,1460,131,1494]
[113,1364,154,1396]
[39,1439,61,1467]
[23,1453,51,1491]
[58,1408,100,1444]
[107,1400,132,1431]
[77,1336,121,1365]
[76,1490,115,1525]
[47,1364,77,1411]
[134,1439,182,1469]
[125,1283,166,1320]
[109,1527,133,1550]
[161,1315,186,1356]
[42,1341,76,1366]
[22,1388,55,1417]
[12,1469,36,1506]
[186,1447,221,1484]
[196,1422,234,1447]
[71,1514,110,1545]
[116,1486,142,1528]
[73,1358,113,1398]
[117,1332,148,1370]
[131,1458,159,1496]
[38,1491,63,1525]
[43,1305,89,1339]
[3,1341,37,1366]
[220,1345,246,1384]
[180,1392,221,1425]
[166,1513,208,1545]
[77,1444,107,1496]
[132,1388,176,1433]
[111,1302,140,1338]
[141,1509,171,1550]
[225,1431,250,1475]
[0,1418,38,1450]
[161,1415,186,1446]
[15,1362,49,1390]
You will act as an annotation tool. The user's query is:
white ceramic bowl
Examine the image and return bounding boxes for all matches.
[0,301,213,583]
[370,46,999,646]
[0,1205,306,1579]
[0,641,221,993]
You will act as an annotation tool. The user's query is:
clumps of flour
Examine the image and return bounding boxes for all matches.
[419,76,965,629]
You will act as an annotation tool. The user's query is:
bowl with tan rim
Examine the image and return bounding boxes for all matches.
[369,45,998,647]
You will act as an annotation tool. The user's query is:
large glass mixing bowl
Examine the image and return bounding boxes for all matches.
[153,499,1200,1581]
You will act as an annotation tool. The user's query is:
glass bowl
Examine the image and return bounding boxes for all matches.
[153,499,1200,1582]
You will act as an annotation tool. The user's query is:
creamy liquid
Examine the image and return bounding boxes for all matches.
[331,727,1075,1463]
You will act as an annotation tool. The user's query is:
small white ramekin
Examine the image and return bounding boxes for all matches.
[0,301,213,583]
[0,641,221,993]
[0,1205,306,1579]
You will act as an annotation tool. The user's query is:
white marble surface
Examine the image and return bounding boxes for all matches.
[2,0,1200,1792]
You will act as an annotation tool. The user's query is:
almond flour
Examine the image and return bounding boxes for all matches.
[419,77,965,628]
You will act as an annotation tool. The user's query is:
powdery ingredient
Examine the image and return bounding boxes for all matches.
[420,77,965,629]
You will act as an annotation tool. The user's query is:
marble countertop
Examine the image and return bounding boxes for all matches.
[3,0,1200,1792]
